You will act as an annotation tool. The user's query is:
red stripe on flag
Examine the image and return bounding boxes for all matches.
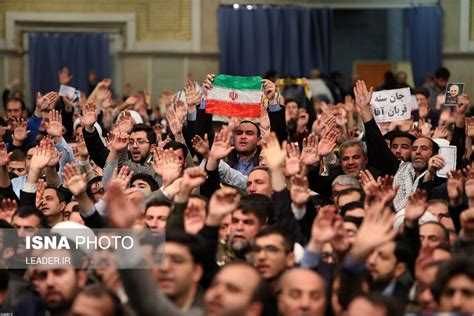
[205,100,261,118]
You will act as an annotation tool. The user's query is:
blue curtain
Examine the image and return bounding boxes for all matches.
[218,5,332,77]
[29,32,111,98]
[407,6,442,87]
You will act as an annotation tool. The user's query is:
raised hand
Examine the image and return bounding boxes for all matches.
[29,142,53,171]
[110,166,134,191]
[63,163,88,196]
[36,91,58,111]
[261,132,286,171]
[308,206,339,251]
[0,143,11,167]
[0,198,17,223]
[95,85,111,104]
[261,79,276,101]
[432,125,449,139]
[353,80,374,122]
[47,146,62,168]
[12,118,30,143]
[359,169,377,195]
[166,107,184,136]
[284,142,301,177]
[405,189,428,223]
[184,80,202,110]
[259,107,271,132]
[318,129,338,157]
[79,102,98,130]
[175,100,188,122]
[209,129,234,161]
[460,208,474,240]
[349,204,396,262]
[106,179,140,229]
[206,187,241,226]
[447,170,465,206]
[180,167,207,193]
[191,134,210,157]
[202,74,216,96]
[35,179,46,209]
[300,133,320,166]
[115,111,134,134]
[107,130,129,153]
[161,149,183,186]
[364,175,398,215]
[58,67,73,85]
[227,116,242,133]
[75,133,89,159]
[46,109,63,138]
[290,174,311,206]
[457,93,470,115]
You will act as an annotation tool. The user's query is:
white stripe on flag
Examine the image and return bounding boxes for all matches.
[207,86,262,104]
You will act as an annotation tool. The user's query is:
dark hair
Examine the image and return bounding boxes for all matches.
[337,188,364,205]
[414,87,430,99]
[86,176,103,198]
[431,255,474,302]
[189,194,209,214]
[342,215,363,228]
[254,225,295,252]
[165,230,206,266]
[415,136,439,156]
[435,67,450,80]
[131,123,156,145]
[145,199,172,215]
[13,206,48,228]
[340,201,365,217]
[131,173,159,192]
[5,97,26,111]
[9,149,26,162]
[284,98,300,107]
[236,120,261,138]
[237,194,273,225]
[77,285,124,316]
[45,186,70,204]
[163,141,189,158]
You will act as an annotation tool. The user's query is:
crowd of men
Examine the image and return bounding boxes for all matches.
[0,64,473,316]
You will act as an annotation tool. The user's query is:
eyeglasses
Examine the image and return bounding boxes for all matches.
[129,139,149,146]
[91,187,105,195]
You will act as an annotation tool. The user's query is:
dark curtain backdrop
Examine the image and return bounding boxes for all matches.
[29,32,111,99]
[407,5,443,87]
[218,5,332,77]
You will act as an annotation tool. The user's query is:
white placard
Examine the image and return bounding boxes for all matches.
[370,88,411,123]
[437,145,457,178]
[58,85,76,99]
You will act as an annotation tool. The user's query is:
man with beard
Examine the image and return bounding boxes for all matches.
[365,239,413,305]
[355,79,468,212]
[17,249,87,316]
[128,124,156,164]
[428,67,450,110]
[225,194,271,263]
[226,121,261,176]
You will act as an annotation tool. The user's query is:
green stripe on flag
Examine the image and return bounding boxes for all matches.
[212,75,262,91]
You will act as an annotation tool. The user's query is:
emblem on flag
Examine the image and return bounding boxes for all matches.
[229,91,238,101]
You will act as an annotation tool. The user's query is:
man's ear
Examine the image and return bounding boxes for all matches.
[193,264,204,283]
[60,202,67,212]
[247,302,263,316]
[394,262,407,279]
[286,252,296,268]
[77,269,88,288]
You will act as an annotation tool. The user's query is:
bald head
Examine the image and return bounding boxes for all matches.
[278,268,326,316]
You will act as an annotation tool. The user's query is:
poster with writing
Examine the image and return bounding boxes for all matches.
[370,88,411,123]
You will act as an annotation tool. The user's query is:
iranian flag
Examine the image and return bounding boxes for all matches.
[206,75,263,118]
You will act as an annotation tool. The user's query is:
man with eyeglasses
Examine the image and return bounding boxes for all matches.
[252,225,296,291]
[128,124,156,164]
